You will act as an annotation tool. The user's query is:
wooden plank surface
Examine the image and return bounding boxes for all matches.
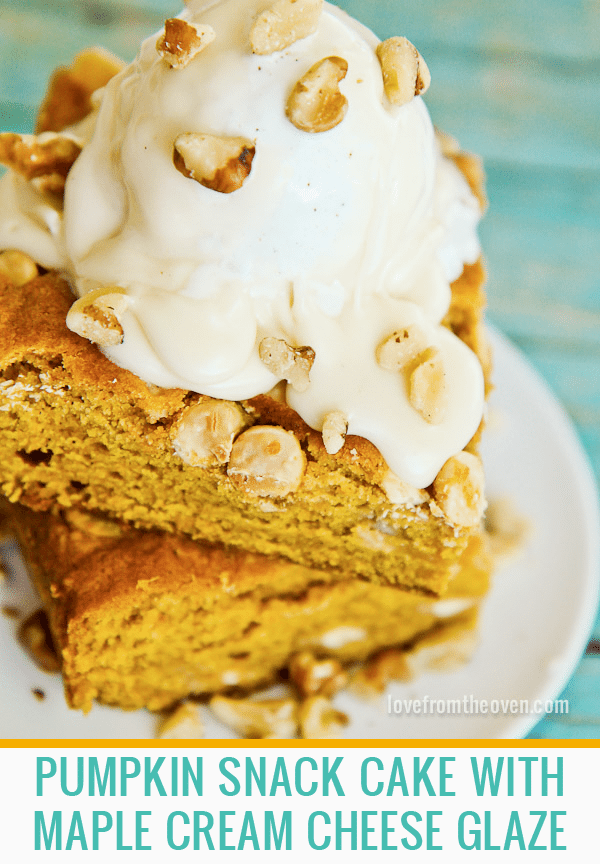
[0,0,599,739]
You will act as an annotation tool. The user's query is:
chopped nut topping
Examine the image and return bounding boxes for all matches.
[376,324,429,371]
[157,18,215,69]
[172,400,247,466]
[251,0,323,55]
[174,133,255,193]
[228,425,306,497]
[258,337,315,392]
[376,37,431,107]
[351,648,410,696]
[210,695,299,738]
[36,47,125,134]
[0,132,82,199]
[18,609,61,673]
[321,411,347,455]
[289,651,348,698]
[433,451,486,527]
[0,250,38,287]
[158,702,204,739]
[66,286,129,348]
[409,347,448,424]
[298,695,348,739]
[286,56,348,133]
[380,470,429,506]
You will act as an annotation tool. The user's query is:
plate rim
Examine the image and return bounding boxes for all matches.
[487,326,600,739]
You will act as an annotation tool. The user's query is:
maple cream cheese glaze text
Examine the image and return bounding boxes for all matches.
[0,0,484,488]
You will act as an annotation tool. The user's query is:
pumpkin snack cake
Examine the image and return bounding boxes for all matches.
[0,0,492,729]
[10,504,490,719]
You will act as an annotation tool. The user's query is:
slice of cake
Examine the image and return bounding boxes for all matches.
[0,4,490,595]
[9,502,490,713]
[0,0,495,729]
[0,261,488,595]
[0,0,493,729]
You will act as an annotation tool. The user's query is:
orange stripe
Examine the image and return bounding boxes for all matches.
[0,739,596,748]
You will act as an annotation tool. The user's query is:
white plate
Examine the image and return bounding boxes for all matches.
[1,329,599,739]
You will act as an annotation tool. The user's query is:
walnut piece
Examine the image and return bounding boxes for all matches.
[210,696,298,739]
[409,347,448,424]
[251,0,323,55]
[298,696,348,739]
[376,324,429,371]
[433,451,486,527]
[289,651,348,698]
[0,250,38,287]
[157,18,215,69]
[0,132,82,199]
[158,702,204,739]
[258,337,315,392]
[37,47,125,134]
[228,425,306,497]
[172,400,247,466]
[286,56,348,133]
[376,37,431,107]
[66,286,129,347]
[380,470,429,506]
[174,133,255,193]
[321,411,347,455]
[18,609,61,673]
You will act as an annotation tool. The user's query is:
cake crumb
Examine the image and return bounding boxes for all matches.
[32,688,46,702]
[1,604,21,620]
[18,609,62,673]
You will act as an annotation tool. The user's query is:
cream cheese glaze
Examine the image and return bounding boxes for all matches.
[0,0,485,488]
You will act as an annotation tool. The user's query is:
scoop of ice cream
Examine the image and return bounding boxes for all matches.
[0,0,484,488]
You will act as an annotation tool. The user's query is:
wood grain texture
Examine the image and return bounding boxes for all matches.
[0,0,599,738]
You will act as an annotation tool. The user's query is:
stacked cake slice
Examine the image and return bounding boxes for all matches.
[0,0,492,733]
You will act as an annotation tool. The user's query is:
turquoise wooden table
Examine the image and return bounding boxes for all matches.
[1,0,599,738]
